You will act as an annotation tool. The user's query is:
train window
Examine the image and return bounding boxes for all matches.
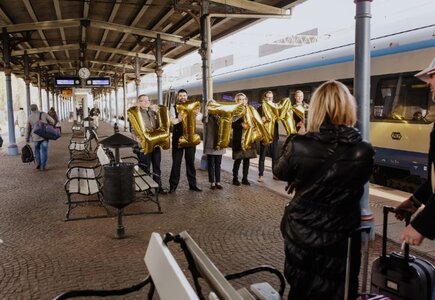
[373,75,431,122]
[221,94,234,101]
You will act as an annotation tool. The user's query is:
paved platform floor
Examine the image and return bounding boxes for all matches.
[0,121,433,299]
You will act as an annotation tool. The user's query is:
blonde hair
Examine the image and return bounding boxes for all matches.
[234,93,247,103]
[307,80,357,132]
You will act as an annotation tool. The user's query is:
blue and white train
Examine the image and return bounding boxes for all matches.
[140,14,435,190]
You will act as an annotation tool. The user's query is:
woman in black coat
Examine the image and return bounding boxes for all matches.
[274,80,375,300]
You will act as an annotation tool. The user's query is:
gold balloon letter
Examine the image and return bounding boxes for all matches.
[261,98,297,136]
[177,100,201,148]
[241,104,272,151]
[207,101,244,149]
[127,105,170,155]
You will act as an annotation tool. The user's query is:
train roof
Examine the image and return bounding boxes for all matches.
[139,11,435,97]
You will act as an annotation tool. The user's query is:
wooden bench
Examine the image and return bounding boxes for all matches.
[120,155,162,213]
[173,231,285,300]
[54,231,285,299]
[68,128,99,159]
[54,232,199,300]
[63,146,109,220]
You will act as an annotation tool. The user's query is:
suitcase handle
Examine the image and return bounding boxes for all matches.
[382,206,411,260]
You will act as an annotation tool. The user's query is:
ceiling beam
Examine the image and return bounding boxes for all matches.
[93,2,121,61]
[37,59,153,72]
[210,0,290,15]
[12,43,176,63]
[3,19,80,33]
[22,0,57,59]
[91,20,201,48]
[99,0,154,72]
[86,44,176,63]
[53,0,72,71]
[0,6,29,50]
[12,44,78,56]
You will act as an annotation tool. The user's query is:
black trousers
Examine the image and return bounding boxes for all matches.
[232,158,250,180]
[258,138,278,176]
[137,146,162,186]
[207,155,222,183]
[169,146,197,189]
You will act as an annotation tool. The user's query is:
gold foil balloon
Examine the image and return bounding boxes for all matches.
[177,100,201,148]
[207,101,244,149]
[127,105,170,155]
[261,98,297,136]
[241,104,272,151]
[292,104,305,120]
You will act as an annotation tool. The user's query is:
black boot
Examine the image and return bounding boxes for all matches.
[232,177,241,186]
[242,178,250,185]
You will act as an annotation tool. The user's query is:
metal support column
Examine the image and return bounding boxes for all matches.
[200,2,212,109]
[123,71,127,131]
[37,68,42,110]
[45,80,50,112]
[52,90,55,111]
[24,51,31,115]
[354,1,373,292]
[155,34,164,105]
[114,74,119,125]
[2,28,18,155]
[56,93,59,121]
[135,55,140,98]
[109,90,112,124]
[73,94,77,122]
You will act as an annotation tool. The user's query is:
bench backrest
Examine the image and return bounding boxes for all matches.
[179,231,243,300]
[96,146,111,166]
[144,233,199,300]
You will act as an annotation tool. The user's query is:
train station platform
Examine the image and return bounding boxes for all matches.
[0,120,434,299]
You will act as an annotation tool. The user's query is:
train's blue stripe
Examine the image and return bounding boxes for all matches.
[373,147,428,178]
[214,39,435,84]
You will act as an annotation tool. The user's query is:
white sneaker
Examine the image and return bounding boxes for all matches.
[258,176,264,182]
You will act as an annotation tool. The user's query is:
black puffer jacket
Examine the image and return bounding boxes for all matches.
[274,123,374,300]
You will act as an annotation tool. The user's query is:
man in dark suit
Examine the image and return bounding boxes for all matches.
[168,89,203,193]
[395,58,435,245]
[257,90,279,182]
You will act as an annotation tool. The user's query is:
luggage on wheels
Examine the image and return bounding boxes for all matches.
[370,206,435,299]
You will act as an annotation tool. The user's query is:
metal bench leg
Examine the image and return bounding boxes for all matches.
[154,189,161,212]
[65,193,72,221]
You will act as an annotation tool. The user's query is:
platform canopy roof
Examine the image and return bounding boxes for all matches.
[0,0,305,87]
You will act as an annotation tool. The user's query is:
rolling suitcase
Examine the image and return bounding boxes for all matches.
[345,226,390,300]
[370,206,435,299]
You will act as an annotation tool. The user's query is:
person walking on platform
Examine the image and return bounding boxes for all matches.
[232,93,256,186]
[274,80,375,300]
[130,94,167,194]
[90,104,101,129]
[395,58,435,245]
[15,107,27,137]
[26,104,55,171]
[204,100,225,190]
[48,107,59,125]
[168,89,203,193]
[257,90,279,182]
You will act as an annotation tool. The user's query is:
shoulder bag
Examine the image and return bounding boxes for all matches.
[33,112,61,140]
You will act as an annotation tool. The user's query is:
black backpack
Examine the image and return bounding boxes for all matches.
[21,144,34,163]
